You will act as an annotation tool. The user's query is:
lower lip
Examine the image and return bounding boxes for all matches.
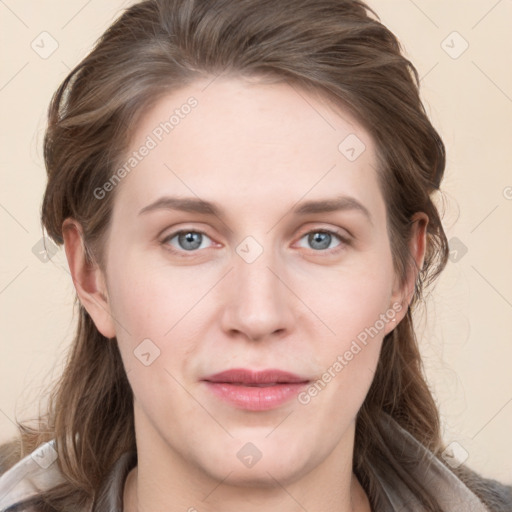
[203,381,309,411]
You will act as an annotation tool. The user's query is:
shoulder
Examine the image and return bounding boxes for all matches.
[0,439,66,512]
[452,464,512,512]
[0,439,22,476]
[376,413,512,512]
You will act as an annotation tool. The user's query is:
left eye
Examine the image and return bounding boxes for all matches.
[162,230,213,252]
[296,230,345,251]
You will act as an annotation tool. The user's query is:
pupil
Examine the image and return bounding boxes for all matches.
[181,232,201,250]
[310,232,330,250]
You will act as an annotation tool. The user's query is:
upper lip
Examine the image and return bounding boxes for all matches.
[202,368,310,385]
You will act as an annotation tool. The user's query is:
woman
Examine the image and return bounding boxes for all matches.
[0,0,510,511]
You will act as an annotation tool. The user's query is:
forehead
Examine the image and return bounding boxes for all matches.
[111,76,384,223]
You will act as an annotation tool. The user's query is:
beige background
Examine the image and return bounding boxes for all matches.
[1,0,511,484]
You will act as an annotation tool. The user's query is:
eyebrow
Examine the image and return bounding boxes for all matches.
[138,195,372,225]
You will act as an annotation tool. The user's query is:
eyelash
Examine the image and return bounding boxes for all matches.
[160,227,351,258]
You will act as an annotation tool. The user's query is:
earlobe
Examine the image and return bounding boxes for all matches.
[62,218,116,339]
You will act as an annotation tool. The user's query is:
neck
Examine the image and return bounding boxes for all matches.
[123,419,371,512]
[123,466,370,512]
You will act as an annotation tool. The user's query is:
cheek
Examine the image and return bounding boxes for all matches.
[296,284,389,429]
[106,247,203,335]
[105,258,201,419]
[309,284,388,392]
[105,248,215,381]
[299,252,394,345]
[294,249,394,398]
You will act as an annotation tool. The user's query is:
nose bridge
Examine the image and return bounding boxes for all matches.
[222,235,292,340]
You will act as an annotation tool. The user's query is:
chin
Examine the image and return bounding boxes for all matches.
[212,461,308,489]
[196,441,315,488]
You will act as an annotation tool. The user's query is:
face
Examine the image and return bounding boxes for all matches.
[83,76,411,487]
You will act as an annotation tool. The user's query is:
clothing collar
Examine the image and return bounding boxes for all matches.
[367,413,488,512]
[93,450,137,512]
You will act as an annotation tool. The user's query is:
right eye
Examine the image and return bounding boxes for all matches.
[161,230,216,256]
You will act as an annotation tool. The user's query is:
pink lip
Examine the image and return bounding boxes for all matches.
[201,368,310,411]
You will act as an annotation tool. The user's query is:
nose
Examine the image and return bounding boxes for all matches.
[220,243,295,342]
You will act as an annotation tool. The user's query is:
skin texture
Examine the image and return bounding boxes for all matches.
[63,76,427,512]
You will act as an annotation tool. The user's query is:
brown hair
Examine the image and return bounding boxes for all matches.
[1,0,507,510]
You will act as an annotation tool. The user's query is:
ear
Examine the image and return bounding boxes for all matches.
[62,218,116,339]
[385,212,428,334]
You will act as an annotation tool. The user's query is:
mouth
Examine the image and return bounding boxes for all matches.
[203,368,310,386]
[201,368,311,411]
